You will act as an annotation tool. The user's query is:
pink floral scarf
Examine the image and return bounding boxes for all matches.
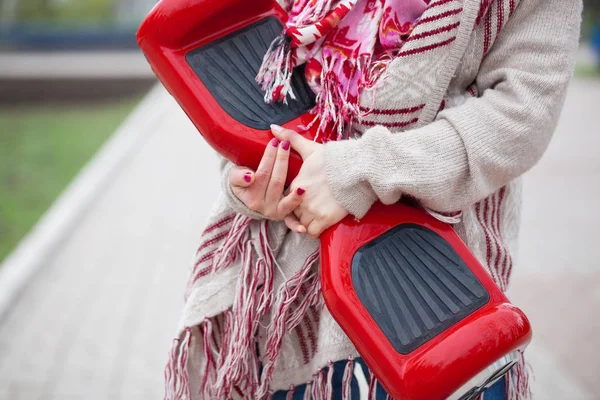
[257,0,429,139]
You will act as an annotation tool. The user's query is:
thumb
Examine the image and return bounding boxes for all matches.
[229,166,255,189]
[270,124,316,160]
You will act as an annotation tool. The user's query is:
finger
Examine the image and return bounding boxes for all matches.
[254,138,280,193]
[276,187,305,217]
[229,166,255,189]
[270,124,316,160]
[306,219,326,238]
[295,207,314,229]
[265,140,291,204]
[284,214,306,234]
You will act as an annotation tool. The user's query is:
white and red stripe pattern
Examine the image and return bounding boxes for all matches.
[185,213,237,298]
[293,285,322,365]
[474,188,510,290]
[395,0,463,58]
[354,0,464,133]
[479,0,520,57]
[355,103,425,131]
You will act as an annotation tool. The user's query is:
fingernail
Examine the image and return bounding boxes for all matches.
[270,124,283,133]
[270,138,279,147]
[244,172,252,183]
[281,140,290,151]
[296,188,305,195]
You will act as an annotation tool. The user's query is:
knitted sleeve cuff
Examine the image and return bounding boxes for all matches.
[324,138,378,220]
[323,120,467,214]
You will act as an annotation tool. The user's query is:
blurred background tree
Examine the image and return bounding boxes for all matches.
[584,0,600,39]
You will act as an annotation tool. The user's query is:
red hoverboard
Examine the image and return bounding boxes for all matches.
[137,1,532,398]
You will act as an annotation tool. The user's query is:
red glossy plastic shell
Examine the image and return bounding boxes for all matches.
[137,1,532,399]
[320,202,532,400]
[137,0,317,184]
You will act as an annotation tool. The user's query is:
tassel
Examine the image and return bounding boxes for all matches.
[506,352,533,400]
[368,370,377,400]
[286,385,296,400]
[256,33,296,104]
[257,251,321,397]
[312,370,324,399]
[213,221,276,398]
[214,245,262,396]
[200,319,217,399]
[304,381,313,400]
[164,328,192,400]
[311,52,390,141]
[325,362,335,399]
[341,358,354,399]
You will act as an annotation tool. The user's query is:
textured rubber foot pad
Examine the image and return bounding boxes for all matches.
[185,17,316,130]
[352,224,490,354]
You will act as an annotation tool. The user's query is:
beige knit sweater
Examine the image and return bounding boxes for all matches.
[169,0,582,398]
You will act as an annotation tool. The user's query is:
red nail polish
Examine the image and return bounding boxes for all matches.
[296,188,305,195]
[271,138,279,147]
[282,140,291,151]
[244,173,252,183]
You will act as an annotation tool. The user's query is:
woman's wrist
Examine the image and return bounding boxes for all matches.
[324,138,378,219]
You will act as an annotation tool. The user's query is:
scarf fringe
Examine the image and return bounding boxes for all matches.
[295,0,335,26]
[257,250,321,397]
[304,381,313,400]
[200,318,216,399]
[507,351,533,400]
[164,327,192,400]
[256,34,296,104]
[212,221,275,398]
[341,358,354,398]
[324,361,335,399]
[286,385,296,400]
[167,219,278,399]
[368,371,377,400]
[311,369,325,399]
[256,0,348,103]
[312,53,391,140]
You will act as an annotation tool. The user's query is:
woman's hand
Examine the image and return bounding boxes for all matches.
[270,124,349,238]
[229,137,307,233]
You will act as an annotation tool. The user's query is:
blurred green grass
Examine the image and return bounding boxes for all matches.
[5,0,117,23]
[0,97,140,262]
[575,64,600,78]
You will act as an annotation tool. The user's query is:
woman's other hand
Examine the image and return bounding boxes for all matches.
[229,138,307,233]
[270,124,349,238]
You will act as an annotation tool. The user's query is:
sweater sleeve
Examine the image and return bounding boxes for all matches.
[219,157,266,220]
[323,0,582,218]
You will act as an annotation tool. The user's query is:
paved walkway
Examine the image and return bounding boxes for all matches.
[0,79,598,399]
[0,91,222,400]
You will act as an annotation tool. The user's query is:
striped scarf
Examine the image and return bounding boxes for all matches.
[165,0,531,399]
